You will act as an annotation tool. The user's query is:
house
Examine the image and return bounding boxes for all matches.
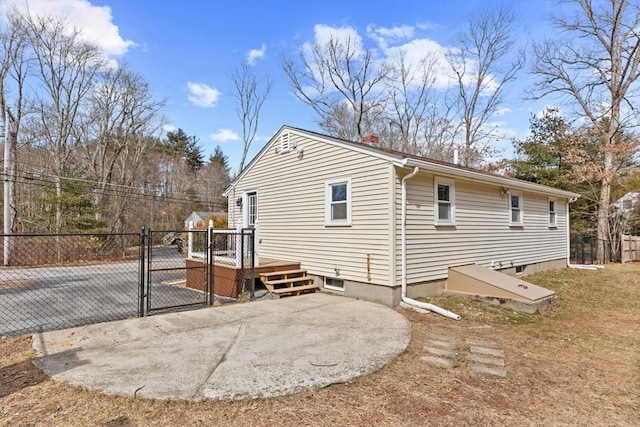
[184,211,228,229]
[223,126,580,307]
[613,191,639,213]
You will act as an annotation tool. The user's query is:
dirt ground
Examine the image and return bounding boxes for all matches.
[1,264,638,426]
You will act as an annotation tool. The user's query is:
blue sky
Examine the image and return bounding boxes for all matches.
[3,0,562,174]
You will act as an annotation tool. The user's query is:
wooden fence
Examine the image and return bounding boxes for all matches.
[621,234,640,263]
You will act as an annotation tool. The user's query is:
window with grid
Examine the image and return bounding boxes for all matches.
[510,192,523,225]
[548,198,557,227]
[434,178,455,224]
[325,178,351,225]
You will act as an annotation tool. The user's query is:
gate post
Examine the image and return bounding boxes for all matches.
[250,227,255,300]
[207,222,214,305]
[138,226,146,317]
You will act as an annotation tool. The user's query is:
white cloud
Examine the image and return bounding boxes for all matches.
[308,24,363,56]
[494,107,511,116]
[367,24,414,50]
[416,22,445,31]
[1,0,135,57]
[384,38,454,89]
[247,44,266,65]
[187,82,221,108]
[210,129,239,142]
[163,124,177,133]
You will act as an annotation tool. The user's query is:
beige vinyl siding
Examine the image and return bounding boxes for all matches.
[229,131,393,286]
[395,168,569,283]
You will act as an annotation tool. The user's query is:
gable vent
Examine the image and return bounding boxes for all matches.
[276,132,296,154]
[280,132,291,153]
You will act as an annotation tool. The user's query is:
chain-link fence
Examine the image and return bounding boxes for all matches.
[570,234,621,264]
[0,228,257,337]
[0,232,142,337]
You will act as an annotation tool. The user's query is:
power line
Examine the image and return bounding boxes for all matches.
[7,167,228,205]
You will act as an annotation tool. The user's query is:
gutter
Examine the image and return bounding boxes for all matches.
[565,198,603,270]
[400,158,580,200]
[401,166,461,320]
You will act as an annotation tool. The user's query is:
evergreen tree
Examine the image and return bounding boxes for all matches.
[511,108,597,234]
[163,128,204,172]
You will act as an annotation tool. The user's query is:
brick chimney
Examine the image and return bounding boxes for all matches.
[362,134,380,144]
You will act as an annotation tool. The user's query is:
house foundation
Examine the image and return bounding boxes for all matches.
[309,258,566,309]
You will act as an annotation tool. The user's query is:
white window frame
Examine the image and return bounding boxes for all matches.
[325,178,352,226]
[548,197,557,227]
[242,190,258,228]
[324,277,345,291]
[509,191,523,226]
[434,177,456,225]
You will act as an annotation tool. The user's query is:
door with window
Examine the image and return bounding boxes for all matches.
[246,191,257,228]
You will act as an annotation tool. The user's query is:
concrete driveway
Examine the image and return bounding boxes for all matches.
[32,293,411,400]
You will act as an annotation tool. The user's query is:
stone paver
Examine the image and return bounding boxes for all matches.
[425,338,457,349]
[469,346,505,357]
[424,346,457,358]
[422,332,507,377]
[467,353,505,367]
[467,362,507,378]
[465,338,500,348]
[420,355,456,368]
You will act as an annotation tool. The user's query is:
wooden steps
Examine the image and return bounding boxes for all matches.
[260,269,319,298]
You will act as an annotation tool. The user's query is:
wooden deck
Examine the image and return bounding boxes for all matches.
[185,257,301,298]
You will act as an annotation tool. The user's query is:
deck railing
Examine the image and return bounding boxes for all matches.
[187,220,258,268]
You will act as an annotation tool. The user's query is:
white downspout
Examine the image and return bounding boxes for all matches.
[566,198,602,270]
[401,166,460,320]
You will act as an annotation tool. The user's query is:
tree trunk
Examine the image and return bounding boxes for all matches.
[596,166,612,263]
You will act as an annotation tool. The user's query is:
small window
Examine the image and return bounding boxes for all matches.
[548,198,557,227]
[325,277,344,291]
[434,178,455,224]
[510,191,523,226]
[515,265,525,275]
[325,178,351,226]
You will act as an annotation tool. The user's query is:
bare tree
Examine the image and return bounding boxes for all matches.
[231,62,272,173]
[82,66,165,231]
[532,0,640,263]
[22,14,107,232]
[0,10,32,232]
[283,34,389,142]
[449,6,525,166]
[384,51,437,154]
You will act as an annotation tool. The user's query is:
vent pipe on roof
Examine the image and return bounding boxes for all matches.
[453,148,459,165]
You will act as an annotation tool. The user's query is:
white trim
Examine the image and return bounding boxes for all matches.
[242,190,258,228]
[324,277,345,291]
[548,197,557,227]
[279,132,291,153]
[509,190,523,226]
[434,176,456,225]
[325,177,352,226]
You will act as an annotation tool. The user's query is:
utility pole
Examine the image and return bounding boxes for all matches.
[3,107,11,266]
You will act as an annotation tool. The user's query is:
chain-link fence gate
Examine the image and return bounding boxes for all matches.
[144,228,212,314]
[0,227,257,337]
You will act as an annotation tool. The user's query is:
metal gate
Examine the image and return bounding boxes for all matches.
[143,228,213,314]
